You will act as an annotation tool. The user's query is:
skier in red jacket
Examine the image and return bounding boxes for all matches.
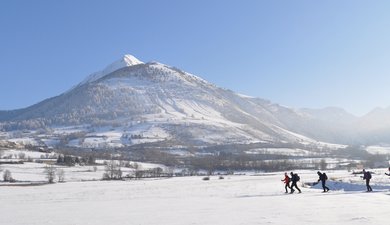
[281,172,291,193]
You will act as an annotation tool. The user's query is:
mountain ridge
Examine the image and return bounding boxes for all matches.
[1,54,390,148]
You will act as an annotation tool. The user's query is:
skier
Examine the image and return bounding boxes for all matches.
[290,172,301,193]
[281,172,291,193]
[317,171,330,192]
[362,169,372,192]
[385,167,390,176]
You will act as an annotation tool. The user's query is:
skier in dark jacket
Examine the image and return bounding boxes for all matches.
[385,167,390,176]
[290,172,301,193]
[317,171,330,192]
[362,169,372,192]
[281,172,291,193]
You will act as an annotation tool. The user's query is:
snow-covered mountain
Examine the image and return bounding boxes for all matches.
[78,54,144,86]
[0,54,388,149]
[288,107,359,144]
[0,55,327,148]
[353,107,390,144]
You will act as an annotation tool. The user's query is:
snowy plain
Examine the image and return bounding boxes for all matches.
[1,167,390,225]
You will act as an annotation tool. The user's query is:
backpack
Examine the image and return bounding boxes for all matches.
[367,172,372,179]
[295,174,300,182]
[323,173,328,180]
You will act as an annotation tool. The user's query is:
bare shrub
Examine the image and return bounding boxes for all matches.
[57,169,65,182]
[18,152,26,160]
[103,160,122,180]
[44,165,57,183]
[3,170,12,182]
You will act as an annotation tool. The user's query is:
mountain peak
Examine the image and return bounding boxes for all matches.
[79,54,144,86]
[122,54,144,66]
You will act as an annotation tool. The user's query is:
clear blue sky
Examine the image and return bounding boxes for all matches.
[1,0,390,116]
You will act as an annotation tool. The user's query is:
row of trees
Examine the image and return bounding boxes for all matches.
[56,154,96,166]
[185,154,331,173]
[102,160,169,180]
[1,165,65,183]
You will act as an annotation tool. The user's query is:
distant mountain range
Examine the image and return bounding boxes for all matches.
[1,55,389,149]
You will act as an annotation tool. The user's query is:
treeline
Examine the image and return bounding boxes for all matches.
[46,146,324,172]
[102,160,173,180]
[56,154,96,166]
[188,155,299,173]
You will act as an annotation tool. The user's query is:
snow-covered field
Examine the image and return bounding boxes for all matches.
[366,145,390,155]
[1,168,390,225]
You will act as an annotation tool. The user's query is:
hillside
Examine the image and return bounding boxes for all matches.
[0,55,327,149]
[1,55,390,149]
